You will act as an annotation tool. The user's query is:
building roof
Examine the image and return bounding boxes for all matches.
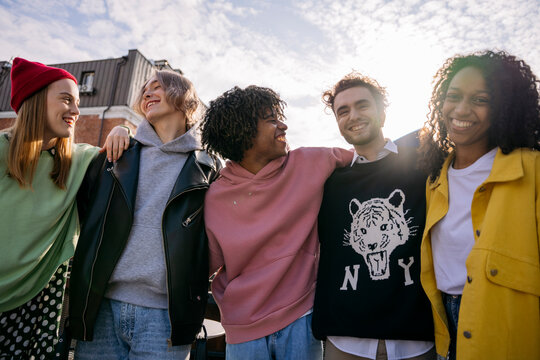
[0,49,182,112]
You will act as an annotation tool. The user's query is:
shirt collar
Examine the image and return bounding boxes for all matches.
[351,138,398,166]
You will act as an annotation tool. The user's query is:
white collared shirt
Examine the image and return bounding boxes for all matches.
[350,139,398,166]
[330,138,434,359]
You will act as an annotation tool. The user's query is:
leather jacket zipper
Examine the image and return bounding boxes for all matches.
[162,184,208,345]
[81,165,116,339]
[182,206,203,227]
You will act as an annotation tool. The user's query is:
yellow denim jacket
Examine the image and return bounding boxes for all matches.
[421,148,540,359]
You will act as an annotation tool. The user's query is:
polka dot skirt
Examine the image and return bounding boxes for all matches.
[0,262,69,359]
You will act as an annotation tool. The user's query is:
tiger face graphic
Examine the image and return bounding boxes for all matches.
[344,189,414,280]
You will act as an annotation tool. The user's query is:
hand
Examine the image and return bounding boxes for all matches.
[100,125,131,162]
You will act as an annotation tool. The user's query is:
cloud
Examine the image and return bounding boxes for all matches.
[295,0,540,70]
[293,0,540,139]
[78,0,107,15]
[1,0,539,147]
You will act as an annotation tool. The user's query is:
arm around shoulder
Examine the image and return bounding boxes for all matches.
[295,146,354,173]
[330,147,354,168]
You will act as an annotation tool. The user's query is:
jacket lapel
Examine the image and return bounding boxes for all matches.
[169,151,209,200]
[425,156,451,232]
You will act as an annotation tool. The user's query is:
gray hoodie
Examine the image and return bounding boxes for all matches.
[105,119,203,309]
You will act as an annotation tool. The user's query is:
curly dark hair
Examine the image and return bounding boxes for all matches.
[419,50,540,182]
[201,85,286,162]
[322,71,388,116]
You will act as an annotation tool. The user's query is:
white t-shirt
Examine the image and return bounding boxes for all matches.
[431,148,497,294]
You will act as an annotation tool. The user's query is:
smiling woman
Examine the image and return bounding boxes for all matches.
[0,58,99,359]
[69,68,221,360]
[440,66,492,168]
[43,78,80,148]
[418,50,540,360]
[0,58,130,359]
[133,70,200,143]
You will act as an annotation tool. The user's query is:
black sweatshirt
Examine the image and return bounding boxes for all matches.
[312,145,434,341]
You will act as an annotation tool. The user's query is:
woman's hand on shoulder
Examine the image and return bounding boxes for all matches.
[100,125,131,162]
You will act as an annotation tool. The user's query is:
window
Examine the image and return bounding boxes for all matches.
[79,71,95,94]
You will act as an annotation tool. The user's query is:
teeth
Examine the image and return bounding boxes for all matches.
[276,135,286,142]
[452,119,473,128]
[350,124,367,131]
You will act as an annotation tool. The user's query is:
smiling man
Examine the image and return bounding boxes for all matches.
[311,72,436,360]
[201,85,353,360]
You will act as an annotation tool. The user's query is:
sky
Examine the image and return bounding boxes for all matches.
[1,0,539,149]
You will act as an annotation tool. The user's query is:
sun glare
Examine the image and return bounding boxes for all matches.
[363,35,445,140]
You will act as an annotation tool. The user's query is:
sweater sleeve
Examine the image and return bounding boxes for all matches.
[311,147,353,172]
[332,147,355,168]
[295,147,353,179]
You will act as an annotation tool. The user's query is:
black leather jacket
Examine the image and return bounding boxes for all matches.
[69,140,221,346]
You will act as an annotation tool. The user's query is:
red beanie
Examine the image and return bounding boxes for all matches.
[10,57,78,113]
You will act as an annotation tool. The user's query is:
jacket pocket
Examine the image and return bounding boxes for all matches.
[182,206,203,227]
[486,251,540,296]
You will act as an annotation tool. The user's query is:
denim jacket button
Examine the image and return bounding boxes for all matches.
[490,269,498,276]
[476,229,481,237]
[467,276,472,283]
[463,331,472,339]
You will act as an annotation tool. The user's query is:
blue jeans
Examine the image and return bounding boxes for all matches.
[226,313,322,360]
[74,298,191,360]
[442,293,461,360]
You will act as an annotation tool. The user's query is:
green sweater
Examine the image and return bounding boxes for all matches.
[0,134,98,312]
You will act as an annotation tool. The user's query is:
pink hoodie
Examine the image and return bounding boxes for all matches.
[205,147,353,344]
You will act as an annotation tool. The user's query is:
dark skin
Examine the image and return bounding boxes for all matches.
[239,109,288,174]
[442,67,494,169]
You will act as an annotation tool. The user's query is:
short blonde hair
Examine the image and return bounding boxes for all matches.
[134,70,200,130]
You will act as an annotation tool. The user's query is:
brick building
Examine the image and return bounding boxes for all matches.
[0,49,183,146]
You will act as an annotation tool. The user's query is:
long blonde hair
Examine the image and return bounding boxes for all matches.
[7,86,73,189]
